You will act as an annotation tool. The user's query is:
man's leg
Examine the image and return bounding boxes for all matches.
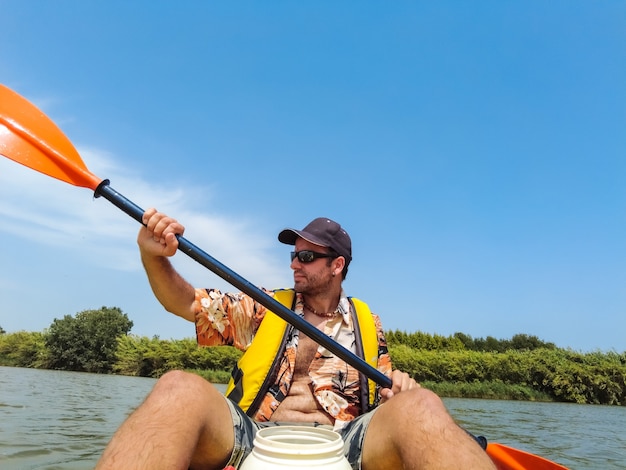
[96,370,235,470]
[361,387,495,470]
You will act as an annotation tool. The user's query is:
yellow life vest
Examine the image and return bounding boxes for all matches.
[225,289,380,416]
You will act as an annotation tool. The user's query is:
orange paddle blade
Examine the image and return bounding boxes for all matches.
[0,84,101,190]
[487,443,569,470]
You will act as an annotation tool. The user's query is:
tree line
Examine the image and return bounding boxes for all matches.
[1,307,624,405]
[385,330,557,352]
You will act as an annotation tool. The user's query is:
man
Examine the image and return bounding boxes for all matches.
[96,210,495,470]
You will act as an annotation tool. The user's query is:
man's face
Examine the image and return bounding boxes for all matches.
[291,238,335,295]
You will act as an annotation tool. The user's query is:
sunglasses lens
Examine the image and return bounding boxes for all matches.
[299,251,315,263]
[291,250,332,263]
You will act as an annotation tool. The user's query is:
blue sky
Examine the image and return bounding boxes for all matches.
[0,2,624,353]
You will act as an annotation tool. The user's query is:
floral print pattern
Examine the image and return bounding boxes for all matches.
[194,288,392,430]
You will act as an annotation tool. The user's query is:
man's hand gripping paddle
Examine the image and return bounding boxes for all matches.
[0,84,569,470]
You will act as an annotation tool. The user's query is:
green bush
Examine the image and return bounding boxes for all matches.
[114,335,241,379]
[388,345,626,405]
[3,309,624,405]
[0,331,48,368]
[45,307,133,373]
[423,380,550,401]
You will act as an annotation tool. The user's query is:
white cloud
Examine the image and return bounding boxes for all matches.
[0,147,290,289]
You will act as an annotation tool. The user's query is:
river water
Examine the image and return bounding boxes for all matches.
[0,366,624,469]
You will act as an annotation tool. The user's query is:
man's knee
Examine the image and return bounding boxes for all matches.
[381,387,452,424]
[392,386,443,407]
[155,369,196,387]
[365,388,493,468]
[152,370,218,399]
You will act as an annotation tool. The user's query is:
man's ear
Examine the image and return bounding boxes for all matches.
[333,256,346,276]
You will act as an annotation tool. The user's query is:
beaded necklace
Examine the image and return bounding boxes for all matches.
[303,301,337,318]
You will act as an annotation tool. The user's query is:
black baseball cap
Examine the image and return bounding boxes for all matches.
[278,217,352,264]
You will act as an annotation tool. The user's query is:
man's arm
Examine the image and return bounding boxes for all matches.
[137,208,196,322]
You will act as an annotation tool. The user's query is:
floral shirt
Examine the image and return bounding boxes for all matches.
[194,288,393,430]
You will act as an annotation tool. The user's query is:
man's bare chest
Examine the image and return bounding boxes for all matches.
[294,334,319,376]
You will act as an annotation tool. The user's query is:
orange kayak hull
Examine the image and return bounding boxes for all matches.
[487,443,569,470]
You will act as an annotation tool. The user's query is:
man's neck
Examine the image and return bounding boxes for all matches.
[302,291,341,317]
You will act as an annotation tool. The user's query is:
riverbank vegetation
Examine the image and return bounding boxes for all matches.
[1,307,625,405]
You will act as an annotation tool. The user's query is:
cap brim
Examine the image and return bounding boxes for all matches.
[278,229,328,248]
[278,229,298,245]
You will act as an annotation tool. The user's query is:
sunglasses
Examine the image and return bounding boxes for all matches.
[290,250,336,263]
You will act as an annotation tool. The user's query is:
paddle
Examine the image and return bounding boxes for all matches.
[0,84,569,470]
[0,83,389,389]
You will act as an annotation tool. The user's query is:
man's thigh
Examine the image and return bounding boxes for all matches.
[338,409,379,470]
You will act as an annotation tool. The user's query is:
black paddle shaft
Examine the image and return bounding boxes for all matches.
[94,180,393,388]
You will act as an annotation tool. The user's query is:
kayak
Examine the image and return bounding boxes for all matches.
[223,442,570,470]
[487,443,569,469]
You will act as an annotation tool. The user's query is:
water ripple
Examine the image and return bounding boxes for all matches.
[1,367,624,469]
